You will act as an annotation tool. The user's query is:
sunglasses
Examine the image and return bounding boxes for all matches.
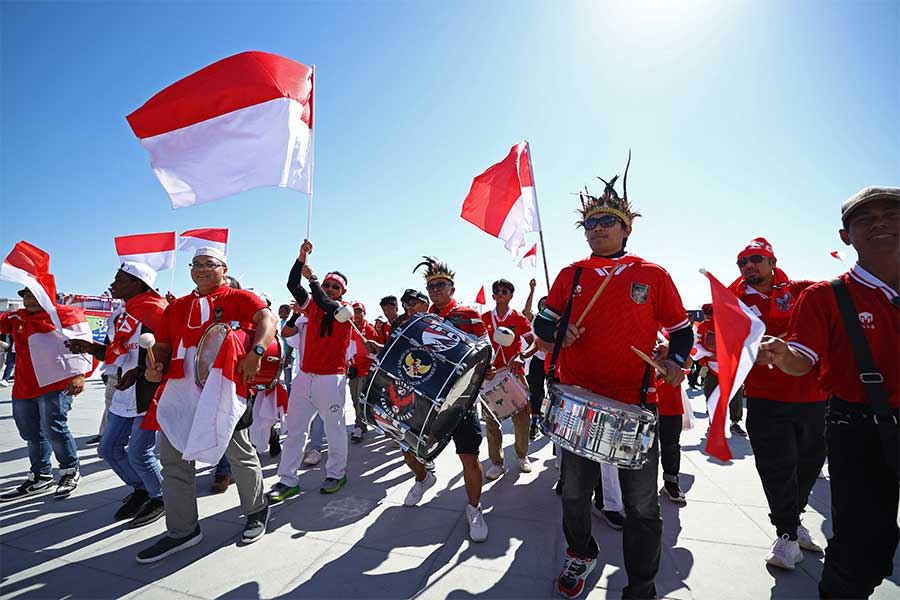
[321,282,342,290]
[190,262,224,270]
[492,288,512,296]
[584,214,623,231]
[736,255,766,267]
[426,281,450,292]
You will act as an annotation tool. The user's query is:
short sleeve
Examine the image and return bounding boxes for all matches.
[786,285,832,365]
[545,267,575,320]
[655,270,690,332]
[516,313,533,335]
[238,289,267,318]
[0,313,12,334]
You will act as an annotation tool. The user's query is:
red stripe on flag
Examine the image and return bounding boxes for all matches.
[475,286,486,305]
[517,142,534,187]
[461,144,525,236]
[523,243,537,259]
[127,51,313,139]
[180,228,229,244]
[115,232,176,256]
[3,240,50,275]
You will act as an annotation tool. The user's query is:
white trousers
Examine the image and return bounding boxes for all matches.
[277,371,348,485]
[600,462,623,512]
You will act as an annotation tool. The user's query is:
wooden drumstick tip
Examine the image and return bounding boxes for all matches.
[630,345,667,376]
[698,268,708,275]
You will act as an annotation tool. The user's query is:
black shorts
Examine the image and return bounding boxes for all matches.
[452,409,482,455]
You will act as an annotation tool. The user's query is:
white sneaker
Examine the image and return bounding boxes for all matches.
[0,380,8,387]
[485,463,506,480]
[766,534,803,570]
[797,524,823,553]
[403,471,436,506]
[518,457,532,473]
[466,503,488,542]
[303,449,322,466]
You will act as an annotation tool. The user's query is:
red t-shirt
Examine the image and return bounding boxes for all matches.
[482,308,532,370]
[0,309,76,398]
[301,300,353,375]
[372,319,392,344]
[656,380,684,416]
[734,280,823,403]
[156,285,266,346]
[786,266,898,408]
[431,299,487,338]
[350,320,378,376]
[545,255,689,405]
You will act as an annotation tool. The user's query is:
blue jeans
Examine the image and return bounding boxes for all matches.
[12,391,79,475]
[3,352,14,380]
[306,414,324,451]
[98,413,162,499]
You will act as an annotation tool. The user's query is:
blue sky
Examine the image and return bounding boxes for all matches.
[1,1,897,317]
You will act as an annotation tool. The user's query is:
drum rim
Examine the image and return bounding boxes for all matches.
[194,322,233,389]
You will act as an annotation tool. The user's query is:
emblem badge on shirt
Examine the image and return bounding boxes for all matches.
[630,283,650,305]
[858,312,875,329]
[573,285,583,297]
[774,292,794,312]
[214,306,224,322]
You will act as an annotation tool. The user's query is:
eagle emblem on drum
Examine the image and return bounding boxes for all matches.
[404,353,433,378]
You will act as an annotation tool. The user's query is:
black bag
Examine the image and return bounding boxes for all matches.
[830,278,899,480]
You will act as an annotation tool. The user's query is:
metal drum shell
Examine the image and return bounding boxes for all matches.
[194,323,286,391]
[480,369,530,421]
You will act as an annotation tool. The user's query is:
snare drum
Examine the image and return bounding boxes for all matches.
[480,369,529,421]
[542,383,656,470]
[361,313,492,462]
[195,323,285,391]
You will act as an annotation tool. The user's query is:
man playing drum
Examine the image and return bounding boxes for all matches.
[139,247,276,563]
[481,278,535,479]
[534,157,693,599]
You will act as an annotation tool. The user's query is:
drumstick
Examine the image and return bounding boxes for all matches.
[139,333,157,367]
[630,345,667,376]
[574,273,615,328]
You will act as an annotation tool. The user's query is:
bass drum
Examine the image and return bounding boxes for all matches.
[361,313,491,462]
[195,323,285,392]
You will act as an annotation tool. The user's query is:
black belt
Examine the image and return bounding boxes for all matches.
[828,396,899,425]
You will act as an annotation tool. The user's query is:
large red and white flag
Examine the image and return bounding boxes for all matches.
[179,228,228,254]
[701,269,766,462]
[0,241,61,329]
[127,51,314,209]
[115,232,176,272]
[461,141,541,258]
[517,243,538,270]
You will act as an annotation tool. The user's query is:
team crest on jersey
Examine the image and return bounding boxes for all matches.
[858,312,875,329]
[398,348,435,383]
[774,292,794,312]
[573,285,583,297]
[630,283,650,304]
[421,325,461,352]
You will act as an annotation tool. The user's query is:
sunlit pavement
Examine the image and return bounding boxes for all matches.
[1,377,897,600]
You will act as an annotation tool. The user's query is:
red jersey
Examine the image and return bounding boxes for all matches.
[656,380,684,416]
[350,320,378,376]
[430,299,487,338]
[301,300,353,375]
[482,308,532,370]
[0,307,88,399]
[372,319,392,344]
[157,285,266,347]
[545,255,689,405]
[732,278,823,403]
[786,265,898,408]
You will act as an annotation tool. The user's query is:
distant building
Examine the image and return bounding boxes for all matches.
[0,297,23,313]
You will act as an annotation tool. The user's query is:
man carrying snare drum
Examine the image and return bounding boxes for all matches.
[534,157,693,600]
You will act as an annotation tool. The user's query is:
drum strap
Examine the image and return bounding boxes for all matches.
[547,267,583,383]
[639,363,652,409]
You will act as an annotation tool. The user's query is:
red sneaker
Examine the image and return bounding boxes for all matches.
[556,550,597,598]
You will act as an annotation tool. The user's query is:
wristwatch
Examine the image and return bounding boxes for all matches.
[252,344,266,357]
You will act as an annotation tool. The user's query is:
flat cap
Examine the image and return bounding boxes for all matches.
[842,186,900,226]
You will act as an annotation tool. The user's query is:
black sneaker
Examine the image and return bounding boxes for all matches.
[269,430,282,457]
[128,498,165,529]
[54,469,81,499]
[136,526,203,564]
[0,473,54,502]
[320,475,347,494]
[242,505,269,544]
[661,482,687,505]
[85,435,102,446]
[730,422,747,437]
[592,503,625,530]
[115,490,150,520]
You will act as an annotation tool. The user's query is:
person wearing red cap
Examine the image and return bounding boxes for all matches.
[759,187,899,599]
[348,301,376,443]
[729,237,825,570]
[694,303,747,436]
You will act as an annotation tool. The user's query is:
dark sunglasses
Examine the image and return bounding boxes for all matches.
[736,255,766,267]
[492,288,512,296]
[584,214,623,231]
[426,281,449,292]
[321,282,342,290]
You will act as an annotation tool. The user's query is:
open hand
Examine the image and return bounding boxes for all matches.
[66,374,85,397]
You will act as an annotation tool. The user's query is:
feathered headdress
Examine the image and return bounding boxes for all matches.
[414,256,455,284]
[576,151,641,228]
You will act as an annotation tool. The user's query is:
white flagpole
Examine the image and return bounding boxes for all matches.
[306,64,316,240]
[524,140,551,292]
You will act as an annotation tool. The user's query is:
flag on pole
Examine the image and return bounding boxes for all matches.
[179,228,228,254]
[0,241,61,329]
[517,243,538,270]
[475,286,486,305]
[461,141,540,258]
[830,250,847,267]
[115,232,177,272]
[700,269,766,462]
[127,51,314,209]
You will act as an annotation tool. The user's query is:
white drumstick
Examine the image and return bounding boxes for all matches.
[333,305,369,342]
[139,332,157,367]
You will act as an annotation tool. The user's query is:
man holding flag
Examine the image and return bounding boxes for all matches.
[728,238,825,569]
[0,242,93,501]
[533,158,693,599]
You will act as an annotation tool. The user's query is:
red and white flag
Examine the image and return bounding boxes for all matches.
[830,250,847,267]
[179,228,228,254]
[127,51,314,209]
[1,241,62,329]
[700,269,766,462]
[461,141,541,258]
[115,232,176,272]
[517,243,538,270]
[475,286,486,305]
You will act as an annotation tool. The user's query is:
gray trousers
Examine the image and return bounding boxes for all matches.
[159,428,266,538]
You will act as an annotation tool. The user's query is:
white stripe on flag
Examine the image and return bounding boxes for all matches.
[0,262,61,330]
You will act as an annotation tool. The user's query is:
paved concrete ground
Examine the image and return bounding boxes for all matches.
[1,376,898,600]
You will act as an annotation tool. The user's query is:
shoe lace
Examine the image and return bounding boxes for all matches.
[562,555,585,579]
[59,472,75,486]
[469,506,485,529]
[772,534,792,557]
